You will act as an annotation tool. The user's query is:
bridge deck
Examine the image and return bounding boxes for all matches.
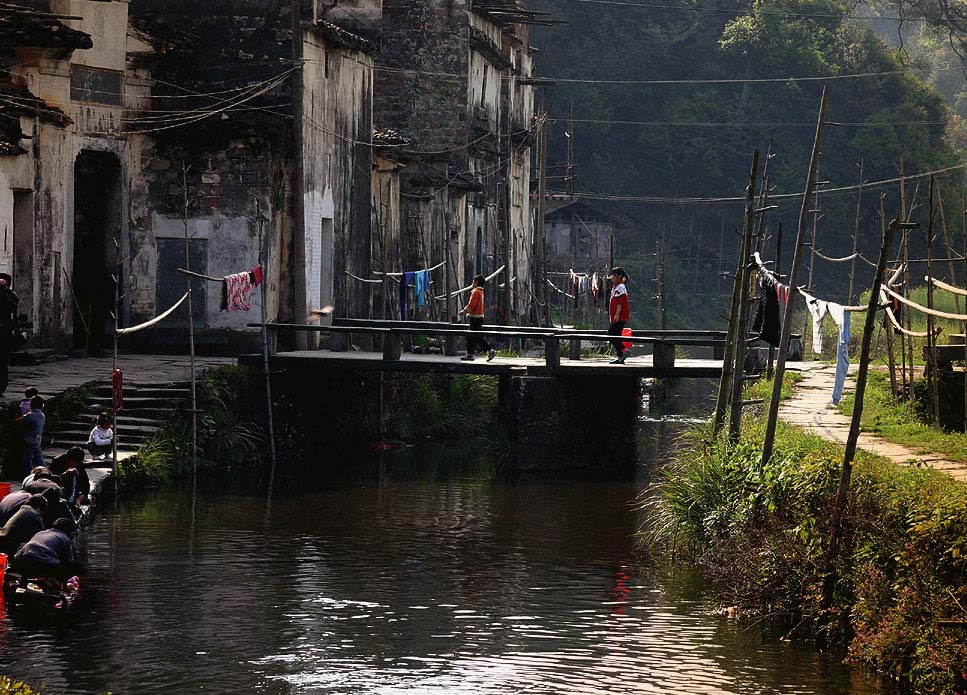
[242,350,724,378]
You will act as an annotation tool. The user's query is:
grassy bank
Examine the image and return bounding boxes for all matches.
[837,371,967,462]
[122,365,504,490]
[645,418,967,693]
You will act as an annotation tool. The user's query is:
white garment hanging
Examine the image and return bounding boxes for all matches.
[801,290,828,354]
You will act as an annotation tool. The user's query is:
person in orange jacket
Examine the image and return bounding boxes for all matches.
[458,275,496,362]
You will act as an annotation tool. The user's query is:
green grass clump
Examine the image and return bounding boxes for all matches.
[644,418,967,693]
[837,371,967,462]
[0,677,42,695]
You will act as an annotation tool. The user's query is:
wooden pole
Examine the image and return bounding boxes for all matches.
[761,87,827,468]
[963,200,966,433]
[768,220,783,380]
[820,215,904,621]
[901,162,916,403]
[926,176,940,424]
[256,199,278,494]
[111,234,120,477]
[848,159,864,306]
[936,185,962,315]
[536,99,549,325]
[728,148,760,445]
[182,161,198,474]
[880,195,899,397]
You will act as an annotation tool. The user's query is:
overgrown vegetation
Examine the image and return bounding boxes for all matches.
[837,370,967,459]
[122,366,505,490]
[644,417,967,693]
[0,677,41,695]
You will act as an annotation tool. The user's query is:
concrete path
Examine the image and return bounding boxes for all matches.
[780,363,967,481]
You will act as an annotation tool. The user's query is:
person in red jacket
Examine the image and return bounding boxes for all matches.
[459,275,496,362]
[608,267,631,364]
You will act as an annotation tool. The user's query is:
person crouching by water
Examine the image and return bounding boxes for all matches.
[87,413,114,460]
[609,267,631,364]
[459,275,496,362]
[12,518,78,582]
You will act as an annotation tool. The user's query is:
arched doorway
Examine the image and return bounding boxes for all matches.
[73,150,121,351]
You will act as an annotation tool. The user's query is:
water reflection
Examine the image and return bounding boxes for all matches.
[0,464,884,694]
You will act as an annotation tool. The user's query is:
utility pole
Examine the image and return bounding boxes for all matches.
[728,148,760,445]
[901,161,915,403]
[656,239,666,331]
[848,159,864,305]
[880,195,899,397]
[761,87,827,468]
[182,161,198,476]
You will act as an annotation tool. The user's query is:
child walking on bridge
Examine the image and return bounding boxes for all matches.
[459,275,496,362]
[609,267,631,364]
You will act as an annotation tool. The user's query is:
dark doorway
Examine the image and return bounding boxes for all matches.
[73,151,121,350]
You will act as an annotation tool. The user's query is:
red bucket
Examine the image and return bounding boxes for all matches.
[0,483,10,500]
[0,553,7,584]
[621,327,633,351]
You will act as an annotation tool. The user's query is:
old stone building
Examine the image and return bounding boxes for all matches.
[1,0,376,353]
[335,0,541,323]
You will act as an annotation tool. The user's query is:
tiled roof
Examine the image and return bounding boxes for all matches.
[307,20,372,54]
[0,5,93,51]
[0,83,71,127]
[372,128,408,148]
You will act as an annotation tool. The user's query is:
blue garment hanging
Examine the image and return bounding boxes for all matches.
[415,270,430,309]
[831,306,851,405]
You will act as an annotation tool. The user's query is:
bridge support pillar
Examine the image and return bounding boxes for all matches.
[568,339,582,360]
[653,343,675,369]
[382,334,402,361]
[511,375,639,473]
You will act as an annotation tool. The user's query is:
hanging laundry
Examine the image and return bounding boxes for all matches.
[752,278,781,346]
[251,265,264,287]
[400,271,414,319]
[592,272,600,305]
[414,270,430,309]
[222,271,253,311]
[802,290,828,354]
[776,283,790,333]
[882,295,903,335]
[828,303,851,405]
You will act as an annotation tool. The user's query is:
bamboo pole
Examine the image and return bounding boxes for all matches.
[926,177,940,424]
[880,196,899,397]
[848,159,864,305]
[963,199,966,433]
[728,148,760,445]
[820,215,905,624]
[255,198,278,494]
[761,87,827,468]
[182,161,198,475]
[901,163,916,404]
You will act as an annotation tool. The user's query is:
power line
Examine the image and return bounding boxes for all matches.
[568,0,928,22]
[570,163,967,205]
[554,117,950,128]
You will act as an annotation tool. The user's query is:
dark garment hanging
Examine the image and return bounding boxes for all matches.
[750,278,781,346]
[399,272,414,319]
[882,296,903,334]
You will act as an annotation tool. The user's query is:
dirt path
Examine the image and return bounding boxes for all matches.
[780,363,967,482]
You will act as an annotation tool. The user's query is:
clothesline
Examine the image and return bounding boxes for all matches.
[811,248,859,263]
[883,286,967,320]
[926,276,967,297]
[117,291,190,336]
[752,252,867,311]
[878,289,934,337]
[433,265,506,300]
[374,260,446,278]
[546,278,575,299]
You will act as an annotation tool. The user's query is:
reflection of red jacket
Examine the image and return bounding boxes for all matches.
[610,283,630,322]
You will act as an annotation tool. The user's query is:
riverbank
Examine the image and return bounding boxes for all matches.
[645,417,967,694]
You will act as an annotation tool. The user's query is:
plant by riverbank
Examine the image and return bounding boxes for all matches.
[837,371,967,463]
[645,418,967,694]
[123,366,504,490]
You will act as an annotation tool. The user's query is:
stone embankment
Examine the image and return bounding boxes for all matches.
[779,363,967,482]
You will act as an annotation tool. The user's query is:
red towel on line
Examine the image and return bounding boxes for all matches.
[251,265,264,287]
[222,272,252,311]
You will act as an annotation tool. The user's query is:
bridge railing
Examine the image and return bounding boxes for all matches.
[249,321,726,370]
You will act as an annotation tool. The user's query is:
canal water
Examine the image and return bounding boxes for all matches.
[0,382,888,694]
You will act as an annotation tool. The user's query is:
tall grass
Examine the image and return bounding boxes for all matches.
[644,418,967,693]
